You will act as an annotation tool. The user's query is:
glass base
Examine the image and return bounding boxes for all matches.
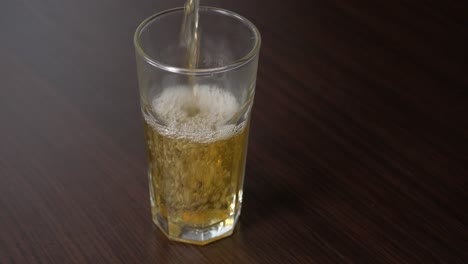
[153,212,239,245]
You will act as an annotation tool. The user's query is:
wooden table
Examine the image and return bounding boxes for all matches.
[1,0,467,263]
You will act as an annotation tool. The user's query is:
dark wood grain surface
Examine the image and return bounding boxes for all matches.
[1,0,467,263]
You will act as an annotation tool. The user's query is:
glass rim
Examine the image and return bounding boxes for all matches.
[134,6,261,75]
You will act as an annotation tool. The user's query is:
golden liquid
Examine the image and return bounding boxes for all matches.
[143,104,249,231]
[180,0,200,72]
[180,0,200,104]
[143,87,248,231]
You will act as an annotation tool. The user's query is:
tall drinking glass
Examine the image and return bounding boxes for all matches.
[134,7,261,245]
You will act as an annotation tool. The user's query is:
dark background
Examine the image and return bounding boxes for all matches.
[1,0,467,263]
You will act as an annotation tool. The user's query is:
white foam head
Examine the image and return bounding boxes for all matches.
[150,85,245,142]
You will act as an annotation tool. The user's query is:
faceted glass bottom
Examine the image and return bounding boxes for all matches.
[153,211,239,245]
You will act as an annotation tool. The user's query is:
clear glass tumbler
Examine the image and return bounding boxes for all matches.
[134,7,260,245]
